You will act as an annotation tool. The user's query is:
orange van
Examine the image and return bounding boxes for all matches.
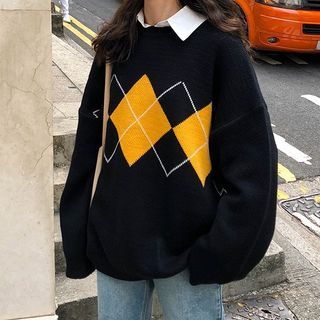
[236,0,320,53]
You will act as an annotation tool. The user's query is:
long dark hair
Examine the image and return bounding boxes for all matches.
[92,0,253,66]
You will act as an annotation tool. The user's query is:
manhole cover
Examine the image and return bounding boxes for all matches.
[279,193,320,237]
[224,295,296,319]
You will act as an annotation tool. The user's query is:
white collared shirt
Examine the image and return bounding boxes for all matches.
[136,5,207,41]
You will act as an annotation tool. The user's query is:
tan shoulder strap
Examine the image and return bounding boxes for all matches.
[90,62,112,205]
[102,63,112,150]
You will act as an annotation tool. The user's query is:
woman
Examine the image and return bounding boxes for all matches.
[59,0,278,319]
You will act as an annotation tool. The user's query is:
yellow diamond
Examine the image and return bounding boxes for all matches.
[173,103,212,186]
[110,74,171,166]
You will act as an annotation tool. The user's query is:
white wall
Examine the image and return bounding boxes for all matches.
[0,1,56,319]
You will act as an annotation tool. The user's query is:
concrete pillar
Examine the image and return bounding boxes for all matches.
[0,1,57,319]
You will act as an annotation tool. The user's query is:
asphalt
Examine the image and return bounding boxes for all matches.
[52,30,320,319]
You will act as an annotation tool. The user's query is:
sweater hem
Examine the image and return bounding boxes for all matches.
[92,259,189,282]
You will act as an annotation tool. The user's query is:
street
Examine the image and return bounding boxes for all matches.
[51,1,320,319]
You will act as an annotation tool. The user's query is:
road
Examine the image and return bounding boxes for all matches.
[53,0,320,187]
[52,3,320,318]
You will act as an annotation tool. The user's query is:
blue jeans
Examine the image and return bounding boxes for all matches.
[97,267,225,320]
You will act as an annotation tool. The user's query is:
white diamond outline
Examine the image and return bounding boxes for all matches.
[104,75,182,166]
[92,109,100,118]
[104,73,210,177]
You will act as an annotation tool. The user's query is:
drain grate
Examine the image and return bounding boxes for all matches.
[279,192,320,237]
[224,295,296,319]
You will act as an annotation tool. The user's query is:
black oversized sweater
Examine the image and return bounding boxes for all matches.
[59,19,278,285]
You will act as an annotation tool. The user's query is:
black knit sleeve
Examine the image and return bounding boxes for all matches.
[187,35,278,285]
[59,55,105,279]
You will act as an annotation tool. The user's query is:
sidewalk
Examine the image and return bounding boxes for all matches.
[52,34,320,320]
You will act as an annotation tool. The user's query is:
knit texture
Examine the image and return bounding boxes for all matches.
[59,20,278,285]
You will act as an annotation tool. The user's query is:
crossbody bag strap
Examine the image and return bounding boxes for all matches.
[90,62,112,205]
[102,62,112,150]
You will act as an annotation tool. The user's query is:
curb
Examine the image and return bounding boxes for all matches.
[52,34,93,93]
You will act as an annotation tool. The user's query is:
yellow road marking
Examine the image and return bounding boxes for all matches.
[69,17,97,38]
[277,189,289,200]
[63,22,93,47]
[54,4,97,41]
[55,5,62,13]
[299,184,309,194]
[278,163,296,183]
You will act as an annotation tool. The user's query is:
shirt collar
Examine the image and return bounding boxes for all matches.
[136,5,207,41]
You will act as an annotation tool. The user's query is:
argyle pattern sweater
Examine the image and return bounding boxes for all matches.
[59,20,278,285]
